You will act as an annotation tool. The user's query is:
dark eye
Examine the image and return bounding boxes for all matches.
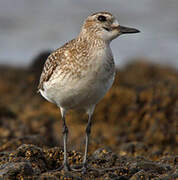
[97,15,107,22]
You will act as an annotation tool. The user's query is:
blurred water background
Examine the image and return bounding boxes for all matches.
[0,0,178,68]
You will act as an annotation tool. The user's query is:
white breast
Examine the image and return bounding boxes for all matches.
[40,46,115,110]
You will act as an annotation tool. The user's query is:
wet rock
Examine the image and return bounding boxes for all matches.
[40,171,82,180]
[43,147,64,170]
[136,161,171,174]
[130,170,149,180]
[159,172,178,180]
[9,144,47,172]
[43,148,83,170]
[0,162,33,179]
[107,173,128,180]
[92,147,117,168]
[0,143,176,179]
[160,155,178,166]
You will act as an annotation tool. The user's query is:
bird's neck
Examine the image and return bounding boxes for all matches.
[77,31,109,49]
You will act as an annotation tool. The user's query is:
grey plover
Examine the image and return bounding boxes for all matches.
[38,11,139,172]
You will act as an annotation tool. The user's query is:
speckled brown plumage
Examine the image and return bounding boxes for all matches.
[38,12,117,91]
[37,11,139,172]
[38,37,114,91]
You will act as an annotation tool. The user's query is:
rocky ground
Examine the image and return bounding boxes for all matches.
[0,52,177,179]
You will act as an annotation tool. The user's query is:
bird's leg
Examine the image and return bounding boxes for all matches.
[50,108,70,172]
[83,113,92,169]
[54,108,71,172]
[70,107,95,173]
[62,114,70,171]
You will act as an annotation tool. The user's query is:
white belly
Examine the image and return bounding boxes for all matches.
[40,46,115,110]
[40,69,115,110]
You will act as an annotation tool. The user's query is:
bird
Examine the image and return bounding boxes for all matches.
[38,11,140,172]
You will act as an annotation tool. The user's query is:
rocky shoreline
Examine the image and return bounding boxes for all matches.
[0,53,177,179]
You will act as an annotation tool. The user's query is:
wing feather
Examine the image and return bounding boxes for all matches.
[37,52,59,90]
[37,39,75,91]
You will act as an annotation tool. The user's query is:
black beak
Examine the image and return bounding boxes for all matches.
[119,25,140,34]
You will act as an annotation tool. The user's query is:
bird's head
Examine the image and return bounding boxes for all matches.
[80,12,140,42]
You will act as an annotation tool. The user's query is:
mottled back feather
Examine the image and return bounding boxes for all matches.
[38,40,75,90]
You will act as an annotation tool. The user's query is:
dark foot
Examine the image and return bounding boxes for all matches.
[52,163,71,172]
[71,164,120,173]
[81,163,88,174]
[91,166,121,172]
[52,164,120,174]
[70,163,89,174]
[64,163,71,171]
